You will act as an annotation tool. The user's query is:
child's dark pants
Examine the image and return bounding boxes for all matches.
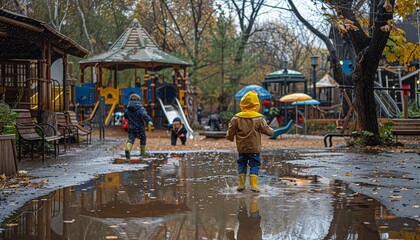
[237,153,260,175]
[171,133,186,145]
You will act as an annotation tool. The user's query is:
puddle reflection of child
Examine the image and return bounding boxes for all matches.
[167,117,187,146]
[226,196,262,240]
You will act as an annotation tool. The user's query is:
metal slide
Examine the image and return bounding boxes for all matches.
[158,97,194,139]
[373,82,401,118]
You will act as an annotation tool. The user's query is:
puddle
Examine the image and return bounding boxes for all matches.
[1,152,419,240]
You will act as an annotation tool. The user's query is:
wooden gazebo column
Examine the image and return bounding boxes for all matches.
[38,41,47,122]
[62,54,67,111]
[80,65,85,85]
[182,67,188,114]
[99,66,103,88]
[150,71,156,123]
[175,69,182,105]
[113,65,117,89]
[143,72,149,106]
[46,42,52,111]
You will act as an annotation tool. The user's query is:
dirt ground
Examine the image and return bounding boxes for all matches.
[97,126,348,151]
[94,126,419,153]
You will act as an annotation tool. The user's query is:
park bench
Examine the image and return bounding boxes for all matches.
[13,109,62,162]
[391,119,420,142]
[55,112,78,148]
[65,111,92,145]
[199,131,226,139]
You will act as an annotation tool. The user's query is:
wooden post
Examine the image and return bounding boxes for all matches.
[46,42,52,111]
[403,95,409,119]
[80,65,85,85]
[182,67,188,116]
[150,71,156,123]
[62,54,67,111]
[143,72,149,106]
[113,65,118,89]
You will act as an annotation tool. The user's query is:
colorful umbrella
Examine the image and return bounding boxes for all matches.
[279,93,312,103]
[235,85,272,100]
[291,99,320,106]
[279,93,313,135]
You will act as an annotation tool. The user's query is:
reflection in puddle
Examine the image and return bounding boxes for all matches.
[1,152,419,240]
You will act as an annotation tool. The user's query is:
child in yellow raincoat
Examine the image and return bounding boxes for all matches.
[226,91,274,192]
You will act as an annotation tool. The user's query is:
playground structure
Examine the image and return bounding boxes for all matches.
[76,19,193,136]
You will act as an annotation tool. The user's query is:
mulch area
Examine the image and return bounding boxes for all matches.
[93,126,419,153]
[95,126,347,151]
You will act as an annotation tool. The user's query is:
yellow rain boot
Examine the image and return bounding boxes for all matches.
[249,174,260,192]
[140,145,150,157]
[125,142,133,159]
[250,196,259,213]
[237,173,246,192]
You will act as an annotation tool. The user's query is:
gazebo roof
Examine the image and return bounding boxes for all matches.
[0,9,89,59]
[79,19,190,69]
[263,68,306,83]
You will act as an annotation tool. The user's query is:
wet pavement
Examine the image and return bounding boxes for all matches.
[1,144,420,239]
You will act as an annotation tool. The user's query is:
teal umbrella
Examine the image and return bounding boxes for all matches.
[291,99,320,135]
[291,99,320,106]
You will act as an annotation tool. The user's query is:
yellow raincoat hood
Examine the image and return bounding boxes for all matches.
[236,91,263,118]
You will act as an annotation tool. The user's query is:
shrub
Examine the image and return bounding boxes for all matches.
[0,101,17,135]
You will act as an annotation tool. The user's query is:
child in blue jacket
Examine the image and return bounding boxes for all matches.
[167,117,187,145]
[124,94,153,159]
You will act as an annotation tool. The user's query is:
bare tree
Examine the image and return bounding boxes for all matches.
[225,0,267,85]
[249,20,321,72]
[75,0,94,54]
[46,0,70,32]
[286,0,346,86]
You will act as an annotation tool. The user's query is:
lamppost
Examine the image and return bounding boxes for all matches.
[310,56,319,99]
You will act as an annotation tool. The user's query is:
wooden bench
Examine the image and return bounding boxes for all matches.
[13,109,63,162]
[55,112,78,148]
[391,119,420,142]
[199,131,226,139]
[65,111,92,145]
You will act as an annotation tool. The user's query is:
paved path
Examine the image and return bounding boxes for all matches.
[1,136,419,225]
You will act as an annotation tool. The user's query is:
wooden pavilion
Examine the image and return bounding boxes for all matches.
[0,9,89,121]
[78,18,191,125]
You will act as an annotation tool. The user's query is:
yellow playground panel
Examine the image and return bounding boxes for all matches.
[99,87,120,125]
[30,87,65,111]
[99,87,120,105]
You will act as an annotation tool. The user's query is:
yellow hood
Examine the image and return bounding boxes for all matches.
[236,91,263,118]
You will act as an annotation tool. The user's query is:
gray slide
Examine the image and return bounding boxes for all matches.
[158,97,194,139]
[373,82,401,118]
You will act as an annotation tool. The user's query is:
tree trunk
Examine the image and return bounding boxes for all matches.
[353,58,381,145]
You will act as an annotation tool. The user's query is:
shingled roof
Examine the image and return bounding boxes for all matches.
[79,18,190,69]
[0,9,89,59]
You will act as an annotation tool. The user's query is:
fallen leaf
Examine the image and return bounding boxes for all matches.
[390,195,402,199]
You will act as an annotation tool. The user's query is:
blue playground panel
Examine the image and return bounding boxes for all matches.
[157,86,177,103]
[75,85,96,106]
[123,88,142,105]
